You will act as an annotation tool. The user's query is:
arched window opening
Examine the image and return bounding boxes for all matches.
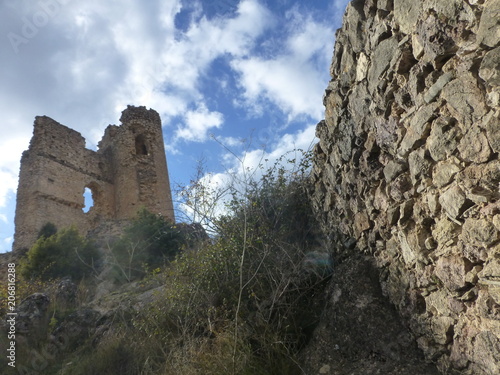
[135,135,148,155]
[83,187,94,213]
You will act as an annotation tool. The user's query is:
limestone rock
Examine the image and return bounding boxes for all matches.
[472,331,500,375]
[394,0,421,34]
[356,52,370,82]
[427,117,460,162]
[476,0,500,47]
[399,103,438,156]
[431,316,455,345]
[441,74,488,129]
[417,14,457,62]
[458,126,492,163]
[409,148,432,184]
[424,72,454,103]
[367,37,399,94]
[423,0,465,22]
[439,185,467,219]
[480,46,500,87]
[462,218,499,247]
[435,256,473,292]
[432,217,460,244]
[433,157,462,188]
[384,159,408,182]
[354,211,371,236]
[425,290,450,316]
[484,111,500,153]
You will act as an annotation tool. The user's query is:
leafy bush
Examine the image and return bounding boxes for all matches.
[130,149,327,373]
[21,227,101,281]
[109,209,187,282]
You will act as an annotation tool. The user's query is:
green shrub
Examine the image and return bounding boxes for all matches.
[130,150,324,373]
[109,209,187,282]
[21,227,101,281]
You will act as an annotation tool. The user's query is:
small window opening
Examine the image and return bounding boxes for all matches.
[83,187,94,213]
[135,135,148,155]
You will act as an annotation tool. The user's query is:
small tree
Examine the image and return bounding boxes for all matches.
[110,209,186,282]
[21,227,101,281]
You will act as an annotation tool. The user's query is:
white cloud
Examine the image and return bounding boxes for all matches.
[232,57,325,120]
[230,12,334,122]
[175,104,224,142]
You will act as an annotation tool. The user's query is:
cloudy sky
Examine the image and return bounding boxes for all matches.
[0,0,349,252]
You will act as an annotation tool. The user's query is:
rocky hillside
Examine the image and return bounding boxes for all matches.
[309,0,500,374]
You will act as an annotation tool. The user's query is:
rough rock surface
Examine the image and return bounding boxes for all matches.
[301,255,440,374]
[310,0,500,374]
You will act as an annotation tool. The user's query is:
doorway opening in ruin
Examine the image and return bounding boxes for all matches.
[83,187,94,213]
[135,134,148,155]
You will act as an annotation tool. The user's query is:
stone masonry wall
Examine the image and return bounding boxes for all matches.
[14,106,174,252]
[310,0,500,374]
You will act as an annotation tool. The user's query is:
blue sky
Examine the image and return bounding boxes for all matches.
[0,0,349,252]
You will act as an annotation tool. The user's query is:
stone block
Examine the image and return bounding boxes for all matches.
[423,0,464,22]
[441,74,488,129]
[431,316,455,345]
[479,46,500,87]
[354,211,371,236]
[435,255,473,292]
[408,148,431,184]
[472,331,500,375]
[426,190,440,215]
[356,52,370,82]
[463,218,499,247]
[458,126,492,163]
[484,111,500,153]
[427,116,459,160]
[411,34,424,59]
[439,185,467,219]
[394,0,421,34]
[367,37,399,94]
[433,157,462,188]
[476,0,500,47]
[383,159,407,182]
[344,1,367,54]
[424,72,454,103]
[399,103,438,156]
[389,173,412,202]
[417,14,457,62]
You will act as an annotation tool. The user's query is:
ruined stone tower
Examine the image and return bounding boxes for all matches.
[14,105,174,252]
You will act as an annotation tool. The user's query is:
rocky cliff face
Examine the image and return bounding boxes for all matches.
[310,0,500,374]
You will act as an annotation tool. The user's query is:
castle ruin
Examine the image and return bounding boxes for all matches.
[13,106,174,251]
